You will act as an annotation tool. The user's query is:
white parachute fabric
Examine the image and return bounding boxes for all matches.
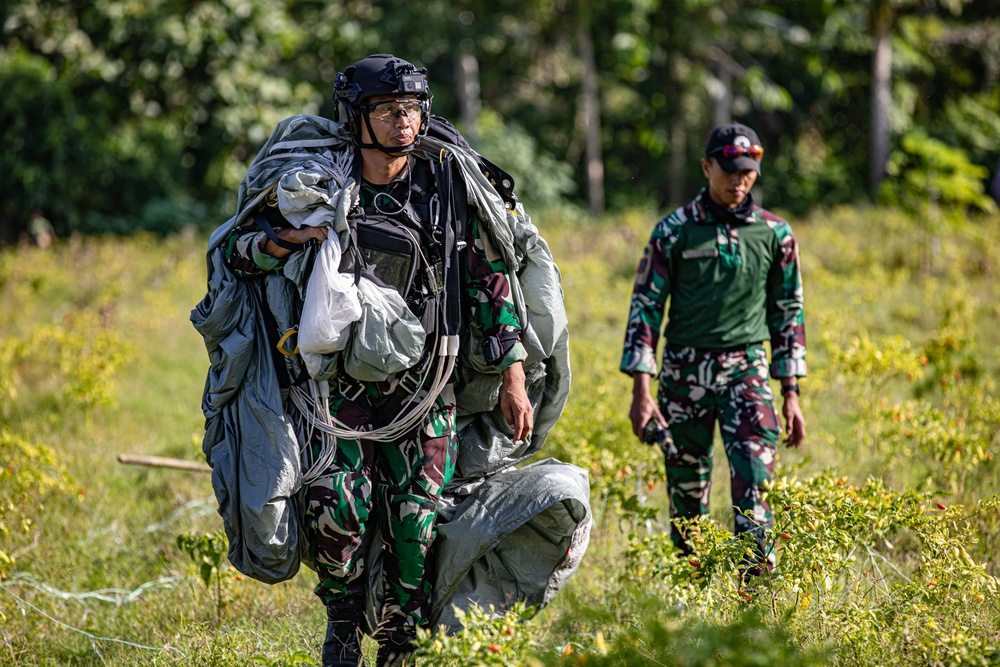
[297,237,361,377]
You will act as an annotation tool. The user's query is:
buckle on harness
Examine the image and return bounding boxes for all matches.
[336,377,367,403]
[396,370,423,397]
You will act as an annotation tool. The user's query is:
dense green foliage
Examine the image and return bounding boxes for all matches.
[2,1,998,240]
[1,205,998,665]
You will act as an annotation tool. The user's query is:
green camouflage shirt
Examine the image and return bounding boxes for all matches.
[621,189,806,379]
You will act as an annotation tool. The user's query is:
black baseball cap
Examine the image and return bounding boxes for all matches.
[704,122,763,174]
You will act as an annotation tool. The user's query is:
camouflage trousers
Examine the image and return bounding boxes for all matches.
[658,342,780,569]
[304,378,458,634]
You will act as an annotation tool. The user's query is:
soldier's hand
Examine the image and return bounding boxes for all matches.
[264,226,329,258]
[630,372,665,439]
[280,225,329,246]
[501,362,533,442]
[782,393,805,447]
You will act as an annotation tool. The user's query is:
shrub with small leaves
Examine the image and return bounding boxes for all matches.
[250,650,318,667]
[876,400,994,493]
[621,467,1000,666]
[626,515,763,611]
[177,530,232,621]
[177,531,228,589]
[32,316,132,412]
[540,607,829,666]
[413,602,538,667]
[0,337,25,412]
[0,429,73,568]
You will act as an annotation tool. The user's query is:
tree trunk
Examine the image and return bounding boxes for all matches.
[667,118,688,208]
[990,157,1000,206]
[870,4,893,193]
[454,51,482,145]
[711,62,733,128]
[577,15,604,216]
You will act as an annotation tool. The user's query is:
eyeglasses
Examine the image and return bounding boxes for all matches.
[363,99,423,123]
[709,143,764,160]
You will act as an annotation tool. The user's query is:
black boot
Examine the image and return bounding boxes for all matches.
[323,599,363,667]
[375,630,415,667]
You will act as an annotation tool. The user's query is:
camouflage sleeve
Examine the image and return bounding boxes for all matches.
[765,220,807,378]
[465,210,527,371]
[222,220,283,278]
[620,214,675,376]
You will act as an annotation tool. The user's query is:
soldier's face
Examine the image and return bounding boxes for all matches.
[701,158,758,208]
[360,93,422,149]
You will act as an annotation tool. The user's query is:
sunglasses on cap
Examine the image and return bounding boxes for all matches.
[362,99,423,123]
[709,143,764,160]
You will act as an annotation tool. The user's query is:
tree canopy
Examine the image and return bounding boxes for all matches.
[1,0,997,240]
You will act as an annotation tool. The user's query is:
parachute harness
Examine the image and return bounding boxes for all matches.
[292,147,461,485]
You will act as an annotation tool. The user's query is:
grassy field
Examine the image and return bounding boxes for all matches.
[1,205,999,666]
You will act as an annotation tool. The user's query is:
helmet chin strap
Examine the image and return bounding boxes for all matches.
[357,110,417,157]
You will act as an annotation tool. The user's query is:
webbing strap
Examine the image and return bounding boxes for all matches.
[345,150,364,286]
[434,153,463,338]
[252,209,307,252]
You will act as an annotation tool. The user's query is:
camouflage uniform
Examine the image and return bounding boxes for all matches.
[225,169,526,635]
[621,189,806,564]
[306,379,459,631]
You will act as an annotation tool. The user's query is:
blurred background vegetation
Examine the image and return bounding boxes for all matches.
[2,0,999,241]
[3,2,1000,665]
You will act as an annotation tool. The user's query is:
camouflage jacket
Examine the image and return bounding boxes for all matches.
[621,189,806,379]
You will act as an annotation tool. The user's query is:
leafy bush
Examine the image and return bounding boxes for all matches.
[177,531,235,622]
[0,430,73,569]
[879,131,997,217]
[541,606,830,666]
[79,195,210,236]
[470,110,576,210]
[0,52,95,242]
[415,602,538,666]
[619,471,1000,666]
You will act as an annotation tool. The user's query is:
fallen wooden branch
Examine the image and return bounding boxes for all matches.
[117,454,212,473]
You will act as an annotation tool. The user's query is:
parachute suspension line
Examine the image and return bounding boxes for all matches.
[293,331,459,483]
[330,147,354,189]
[298,380,336,485]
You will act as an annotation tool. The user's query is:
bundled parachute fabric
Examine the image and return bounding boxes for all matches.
[191,250,306,583]
[344,277,426,382]
[192,115,354,582]
[191,114,590,622]
[430,459,592,629]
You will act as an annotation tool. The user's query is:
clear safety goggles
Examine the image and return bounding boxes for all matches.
[363,99,423,124]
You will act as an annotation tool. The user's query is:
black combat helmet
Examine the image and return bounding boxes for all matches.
[333,54,432,155]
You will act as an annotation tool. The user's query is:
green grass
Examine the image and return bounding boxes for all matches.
[2,206,999,666]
